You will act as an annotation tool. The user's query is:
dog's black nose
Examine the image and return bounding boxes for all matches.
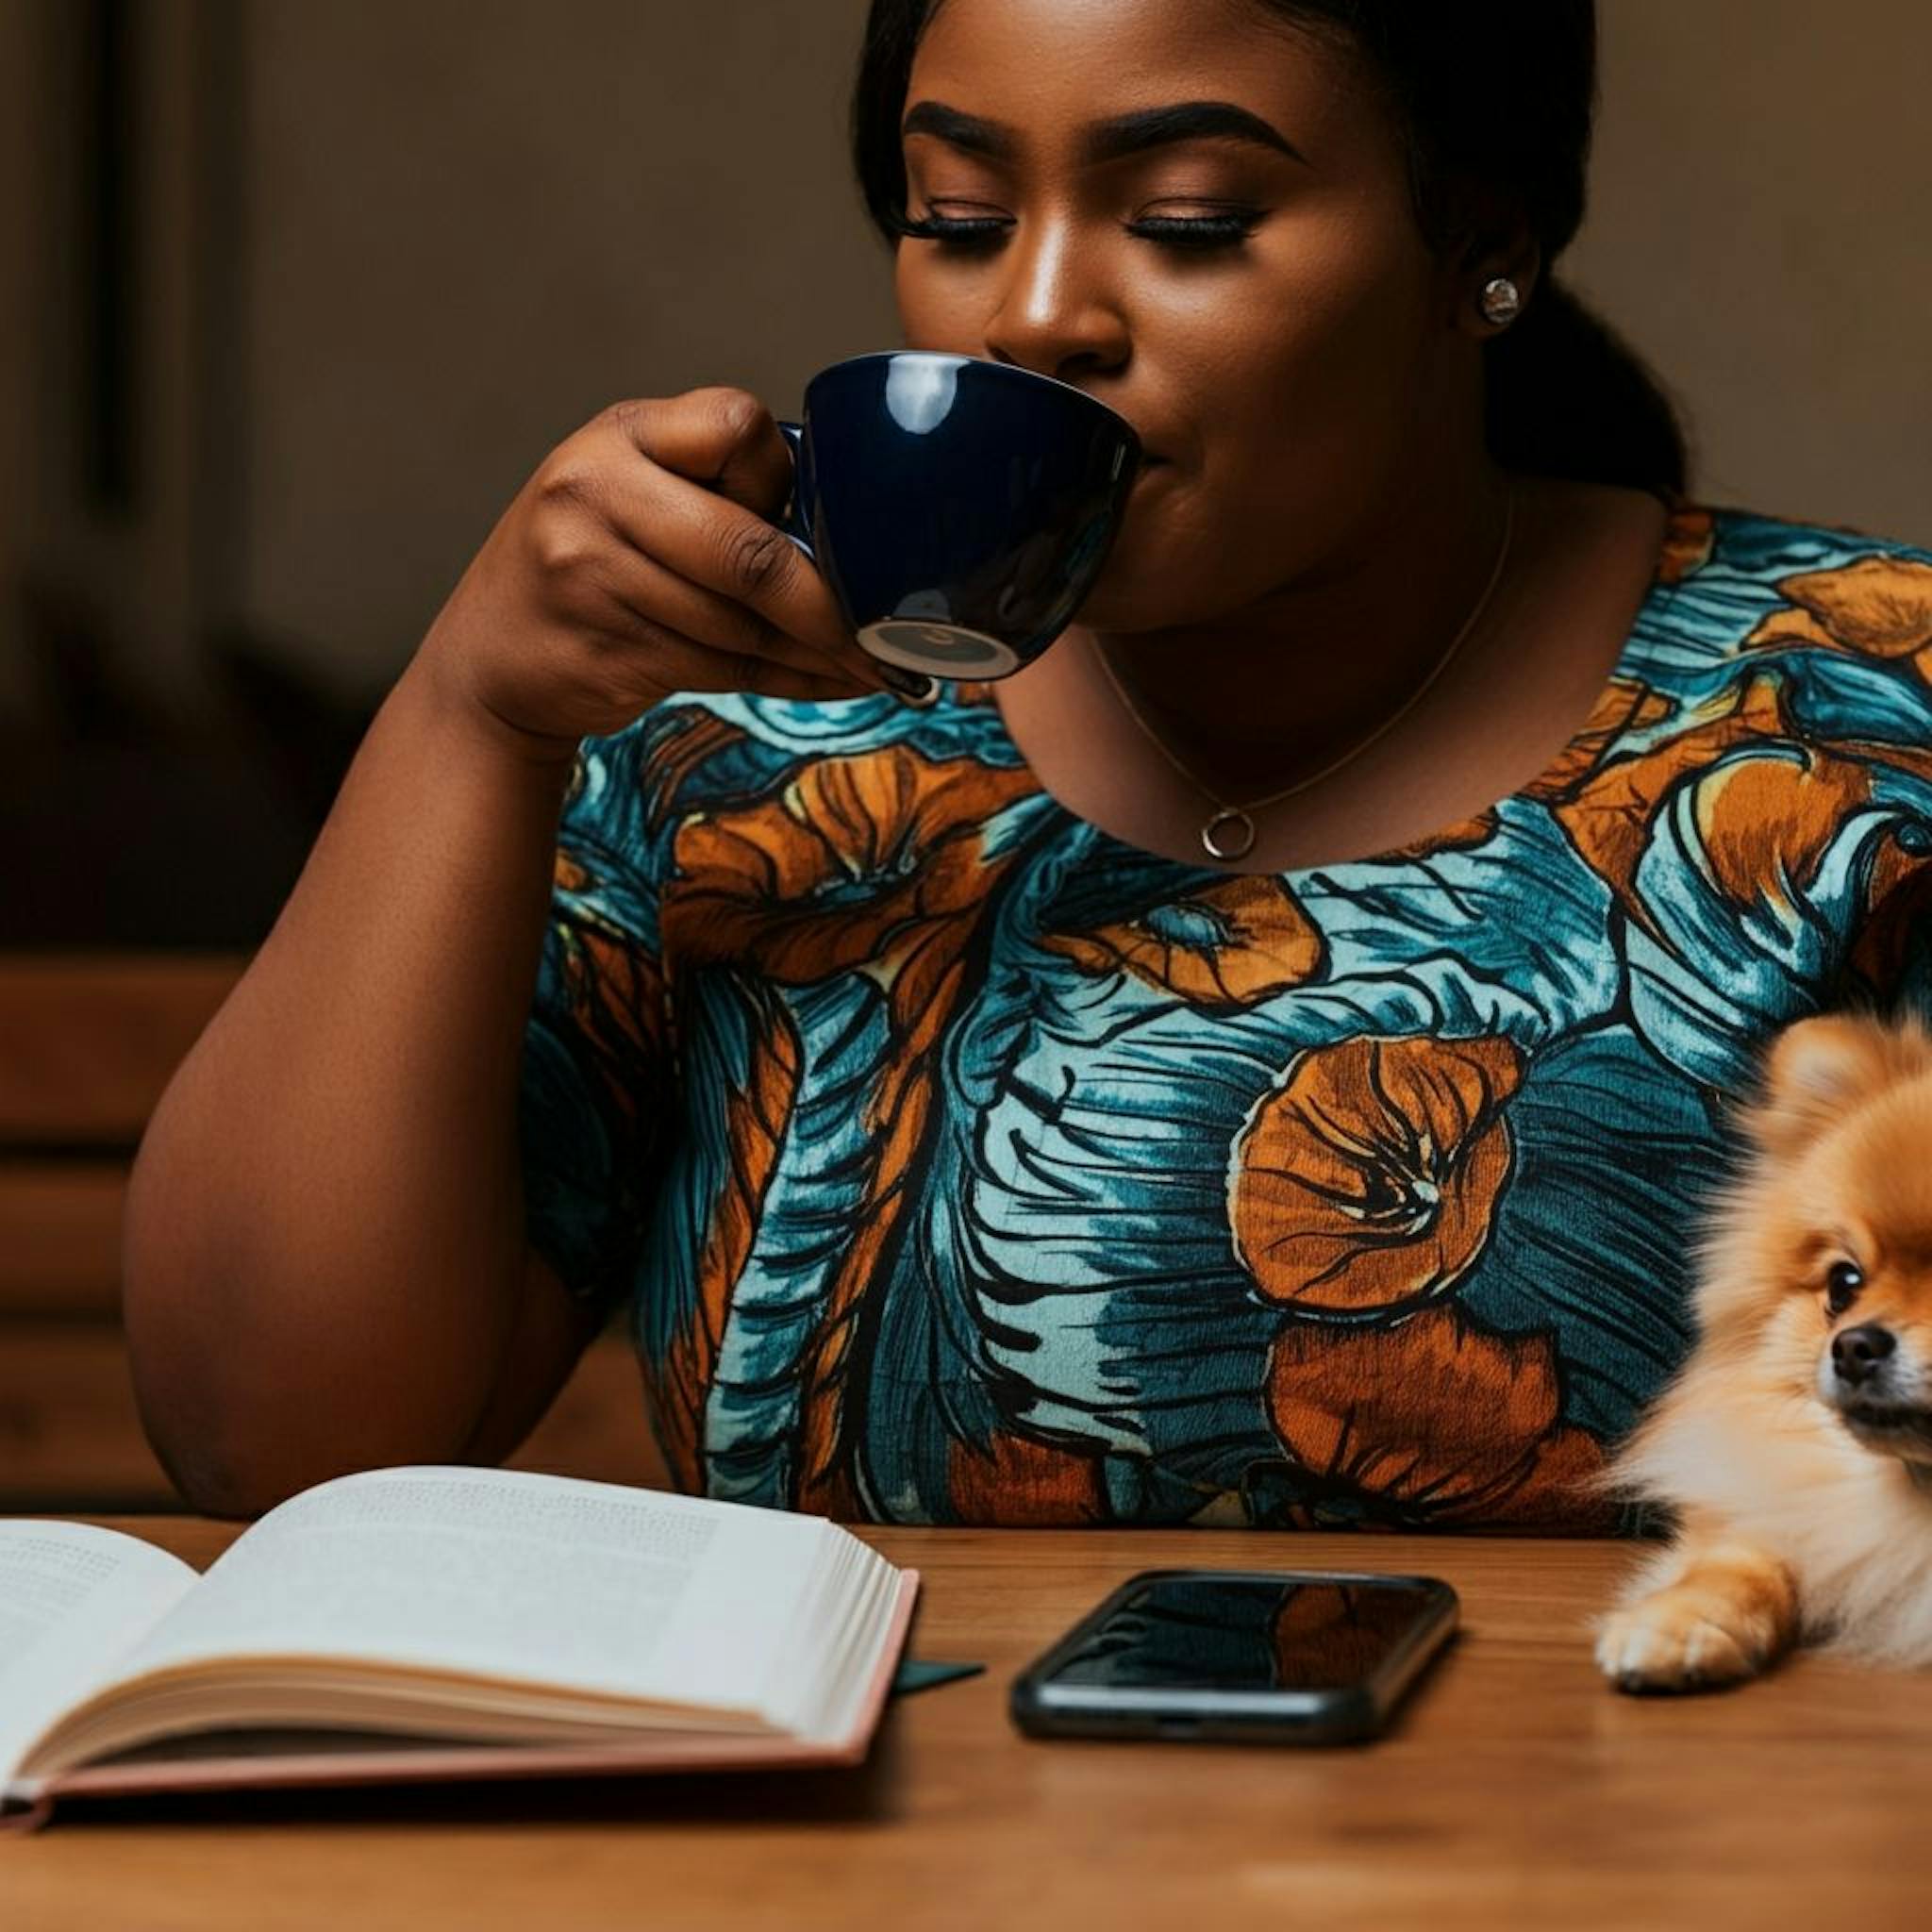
[1832,1322,1897,1387]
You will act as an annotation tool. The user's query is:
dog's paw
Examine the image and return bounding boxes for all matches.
[1593,1595,1770,1694]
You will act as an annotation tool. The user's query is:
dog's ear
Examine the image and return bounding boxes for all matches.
[1750,1012,1930,1156]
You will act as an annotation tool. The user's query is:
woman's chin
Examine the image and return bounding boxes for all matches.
[1073,489,1250,633]
[1074,532,1180,629]
[1072,547,1220,636]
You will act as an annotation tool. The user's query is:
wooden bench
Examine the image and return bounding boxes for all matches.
[0,954,666,1511]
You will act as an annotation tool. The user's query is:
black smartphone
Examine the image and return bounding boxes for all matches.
[1009,1569,1458,1745]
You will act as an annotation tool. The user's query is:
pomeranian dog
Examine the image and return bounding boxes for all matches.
[1591,1007,1932,1692]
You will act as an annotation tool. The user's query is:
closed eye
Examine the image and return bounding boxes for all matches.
[891,209,1261,253]
[890,211,1008,247]
[1124,212,1262,250]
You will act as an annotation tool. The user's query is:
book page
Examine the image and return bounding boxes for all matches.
[98,1466,841,1723]
[0,1521,198,1786]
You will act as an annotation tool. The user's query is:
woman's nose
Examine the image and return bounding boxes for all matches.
[980,220,1129,382]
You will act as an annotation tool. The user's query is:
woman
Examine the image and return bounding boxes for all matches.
[125,1,1932,1528]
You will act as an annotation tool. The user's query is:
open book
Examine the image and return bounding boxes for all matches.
[0,1465,917,1833]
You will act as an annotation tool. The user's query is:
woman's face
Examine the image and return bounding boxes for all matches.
[892,0,1484,633]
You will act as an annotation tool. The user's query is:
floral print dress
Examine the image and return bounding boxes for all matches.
[520,506,1932,1532]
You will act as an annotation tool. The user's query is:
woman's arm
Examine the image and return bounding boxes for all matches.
[123,663,581,1518]
[123,390,888,1520]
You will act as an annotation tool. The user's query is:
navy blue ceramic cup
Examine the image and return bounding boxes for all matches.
[776,351,1141,685]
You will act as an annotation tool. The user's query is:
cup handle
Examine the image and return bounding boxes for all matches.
[775,420,814,559]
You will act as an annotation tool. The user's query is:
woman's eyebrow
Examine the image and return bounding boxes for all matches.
[1084,101,1308,166]
[901,99,1308,168]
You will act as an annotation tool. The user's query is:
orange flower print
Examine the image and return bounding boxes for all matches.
[1522,676,1677,804]
[1265,1302,1612,1529]
[1744,553,1932,686]
[643,708,752,822]
[1232,1034,1523,1315]
[662,746,1036,988]
[1689,746,1876,919]
[662,743,1040,1514]
[554,911,669,1122]
[1041,876,1325,1009]
[1656,507,1716,586]
[946,1428,1109,1525]
[1548,670,1795,937]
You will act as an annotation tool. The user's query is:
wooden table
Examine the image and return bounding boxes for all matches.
[6,1519,1930,1930]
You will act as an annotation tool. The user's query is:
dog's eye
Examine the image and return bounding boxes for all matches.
[1824,1260,1865,1316]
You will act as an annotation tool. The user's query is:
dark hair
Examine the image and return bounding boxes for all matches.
[851,0,1688,498]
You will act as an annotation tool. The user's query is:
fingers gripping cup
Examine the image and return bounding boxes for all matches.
[776,353,1142,697]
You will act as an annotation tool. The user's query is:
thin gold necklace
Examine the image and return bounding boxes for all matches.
[1091,489,1517,863]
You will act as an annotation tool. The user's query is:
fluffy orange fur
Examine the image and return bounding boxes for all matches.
[1589,1008,1932,1691]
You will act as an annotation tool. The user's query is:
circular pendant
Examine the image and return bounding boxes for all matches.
[1201,808,1257,862]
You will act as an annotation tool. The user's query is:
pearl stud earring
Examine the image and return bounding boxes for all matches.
[1479,276,1523,327]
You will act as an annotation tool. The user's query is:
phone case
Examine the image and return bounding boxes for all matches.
[1008,1568,1457,1745]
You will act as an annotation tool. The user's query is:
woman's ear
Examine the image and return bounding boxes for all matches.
[1432,175,1540,338]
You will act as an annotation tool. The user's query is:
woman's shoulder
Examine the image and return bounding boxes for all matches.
[1633,499,1932,697]
[1664,498,1932,591]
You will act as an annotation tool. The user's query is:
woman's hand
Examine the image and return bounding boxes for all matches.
[417,386,896,757]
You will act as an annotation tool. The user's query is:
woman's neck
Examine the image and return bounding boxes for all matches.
[1074,456,1520,798]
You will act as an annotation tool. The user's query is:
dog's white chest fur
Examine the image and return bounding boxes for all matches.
[1631,1397,1932,1667]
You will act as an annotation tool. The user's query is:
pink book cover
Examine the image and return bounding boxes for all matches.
[0,1570,920,1835]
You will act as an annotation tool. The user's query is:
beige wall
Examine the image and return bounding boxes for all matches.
[10,2,1929,707]
[1569,0,1932,540]
[234,0,898,688]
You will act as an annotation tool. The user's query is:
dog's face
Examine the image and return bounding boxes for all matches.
[1703,1013,1932,1468]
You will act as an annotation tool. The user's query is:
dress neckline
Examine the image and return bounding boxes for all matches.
[942,497,1706,883]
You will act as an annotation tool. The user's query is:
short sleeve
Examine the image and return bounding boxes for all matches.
[519,722,675,1325]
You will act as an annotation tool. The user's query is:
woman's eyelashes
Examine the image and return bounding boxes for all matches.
[1124,211,1263,250]
[889,210,1007,245]
[891,206,1264,253]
